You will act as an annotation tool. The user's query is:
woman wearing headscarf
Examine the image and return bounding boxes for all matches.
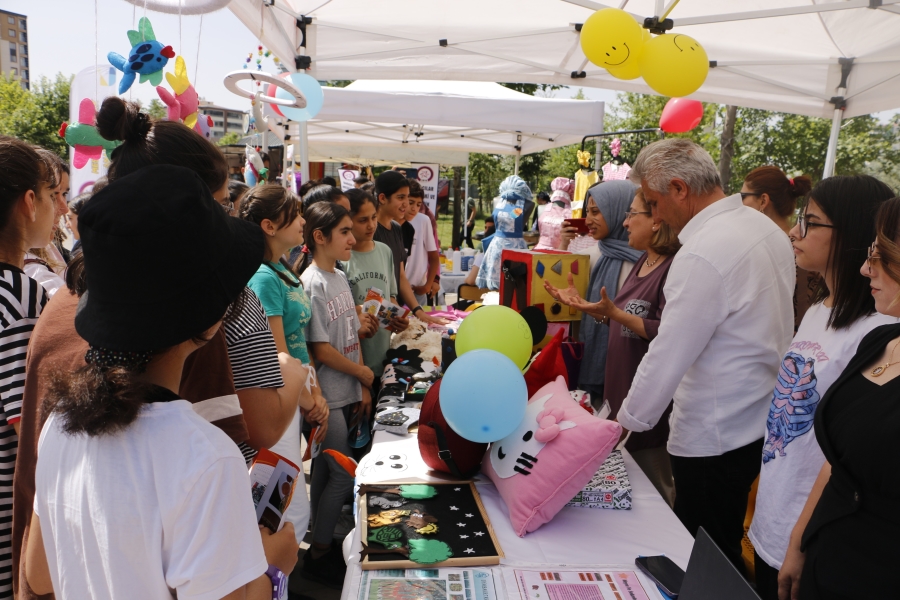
[547,180,643,400]
[535,177,575,250]
[476,175,533,290]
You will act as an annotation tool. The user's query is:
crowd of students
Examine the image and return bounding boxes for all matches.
[3,100,900,600]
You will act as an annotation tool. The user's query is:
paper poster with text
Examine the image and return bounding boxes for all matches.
[339,169,360,191]
[414,163,440,214]
[511,568,663,600]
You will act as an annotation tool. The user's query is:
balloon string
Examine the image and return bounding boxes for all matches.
[194,14,203,89]
[94,0,99,105]
[179,0,183,57]
[142,0,148,40]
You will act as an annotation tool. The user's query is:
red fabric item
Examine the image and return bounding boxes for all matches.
[523,329,569,398]
[418,379,487,478]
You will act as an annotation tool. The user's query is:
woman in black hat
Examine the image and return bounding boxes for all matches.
[0,136,58,597]
[25,165,298,599]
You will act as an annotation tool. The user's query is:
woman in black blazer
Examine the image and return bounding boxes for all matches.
[779,198,900,600]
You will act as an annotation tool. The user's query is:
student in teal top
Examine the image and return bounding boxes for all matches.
[341,188,409,378]
[240,185,313,363]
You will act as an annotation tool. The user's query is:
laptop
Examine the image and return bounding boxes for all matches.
[679,528,761,600]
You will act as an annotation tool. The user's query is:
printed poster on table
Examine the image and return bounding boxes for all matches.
[508,567,663,600]
[339,169,360,191]
[68,64,119,196]
[358,568,497,600]
[413,163,440,214]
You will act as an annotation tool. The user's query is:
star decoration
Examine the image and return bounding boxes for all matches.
[457,522,466,527]
[474,531,485,536]
[450,506,459,511]
[464,548,475,554]
[460,534,469,539]
[454,487,461,491]
[465,513,474,518]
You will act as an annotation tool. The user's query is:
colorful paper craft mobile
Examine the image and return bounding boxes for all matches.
[108,17,175,94]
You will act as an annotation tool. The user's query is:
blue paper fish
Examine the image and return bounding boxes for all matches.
[107,17,174,94]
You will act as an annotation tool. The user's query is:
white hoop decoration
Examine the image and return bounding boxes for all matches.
[122,0,230,15]
[223,70,307,109]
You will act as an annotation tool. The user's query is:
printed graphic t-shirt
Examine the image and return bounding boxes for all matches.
[341,242,398,377]
[748,303,898,569]
[247,262,312,364]
[300,265,362,409]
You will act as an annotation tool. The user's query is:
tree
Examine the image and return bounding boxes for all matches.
[145,99,167,120]
[500,83,564,96]
[217,132,242,147]
[0,73,71,157]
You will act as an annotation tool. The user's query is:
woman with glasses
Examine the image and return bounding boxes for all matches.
[742,167,815,331]
[546,187,681,505]
[746,176,896,600]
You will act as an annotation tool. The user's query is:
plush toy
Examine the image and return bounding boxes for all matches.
[482,376,621,536]
[156,56,200,129]
[58,98,122,169]
[108,17,175,94]
[244,144,266,186]
[390,318,443,364]
[194,113,213,139]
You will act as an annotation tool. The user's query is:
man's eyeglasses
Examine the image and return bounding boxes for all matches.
[867,241,884,275]
[624,210,651,219]
[739,192,759,201]
[797,207,835,239]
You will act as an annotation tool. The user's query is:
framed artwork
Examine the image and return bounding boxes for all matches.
[358,481,504,570]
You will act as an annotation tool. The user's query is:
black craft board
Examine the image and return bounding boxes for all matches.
[359,481,503,570]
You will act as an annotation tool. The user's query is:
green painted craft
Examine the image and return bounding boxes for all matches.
[408,539,453,564]
[398,484,437,499]
[368,526,405,550]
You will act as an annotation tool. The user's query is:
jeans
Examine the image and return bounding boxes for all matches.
[670,438,763,576]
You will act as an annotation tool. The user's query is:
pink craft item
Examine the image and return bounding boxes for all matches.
[659,98,704,133]
[481,376,622,536]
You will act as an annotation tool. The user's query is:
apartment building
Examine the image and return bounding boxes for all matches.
[0,9,28,89]
[198,99,247,142]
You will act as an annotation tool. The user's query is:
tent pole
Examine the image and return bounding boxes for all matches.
[299,121,310,185]
[822,106,842,179]
[463,163,470,239]
[514,152,520,175]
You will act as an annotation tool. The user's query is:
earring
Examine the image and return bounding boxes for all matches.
[652,226,658,231]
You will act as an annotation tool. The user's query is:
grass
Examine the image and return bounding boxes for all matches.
[435,211,487,250]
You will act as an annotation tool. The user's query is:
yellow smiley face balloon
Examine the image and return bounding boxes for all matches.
[607,28,651,80]
[640,33,709,97]
[580,8,645,74]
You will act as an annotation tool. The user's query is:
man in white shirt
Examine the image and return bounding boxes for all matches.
[617,139,794,573]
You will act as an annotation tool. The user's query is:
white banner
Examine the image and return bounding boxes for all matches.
[338,168,359,192]
[68,65,119,196]
[413,163,439,214]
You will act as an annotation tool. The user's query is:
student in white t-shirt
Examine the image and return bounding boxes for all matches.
[26,165,299,600]
[405,180,440,306]
[748,175,898,600]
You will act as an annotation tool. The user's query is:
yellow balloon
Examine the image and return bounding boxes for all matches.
[580,8,645,73]
[640,33,709,97]
[607,29,651,80]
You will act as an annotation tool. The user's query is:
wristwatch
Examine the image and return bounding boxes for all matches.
[266,565,288,600]
[412,306,424,315]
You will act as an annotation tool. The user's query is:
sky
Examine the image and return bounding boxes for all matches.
[5,0,618,112]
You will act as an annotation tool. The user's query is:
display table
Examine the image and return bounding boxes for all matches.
[340,429,694,599]
[437,270,469,304]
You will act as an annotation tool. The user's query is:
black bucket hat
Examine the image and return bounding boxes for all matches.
[75,164,265,351]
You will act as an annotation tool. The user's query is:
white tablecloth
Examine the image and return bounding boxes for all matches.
[340,430,695,599]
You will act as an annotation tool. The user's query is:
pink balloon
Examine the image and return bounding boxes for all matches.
[659,98,703,133]
[266,82,285,118]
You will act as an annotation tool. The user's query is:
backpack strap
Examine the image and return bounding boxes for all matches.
[428,420,463,479]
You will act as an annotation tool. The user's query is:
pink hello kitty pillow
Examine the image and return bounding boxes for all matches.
[481,376,622,536]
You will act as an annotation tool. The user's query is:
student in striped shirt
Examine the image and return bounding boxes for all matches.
[0,136,58,597]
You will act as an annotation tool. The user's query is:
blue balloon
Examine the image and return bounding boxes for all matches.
[276,73,324,121]
[441,349,528,443]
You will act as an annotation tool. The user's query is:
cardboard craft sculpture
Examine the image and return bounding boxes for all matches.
[499,249,589,322]
[108,17,175,94]
[482,376,621,536]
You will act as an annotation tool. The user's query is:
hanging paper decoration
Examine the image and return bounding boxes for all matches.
[108,17,175,94]
[59,98,121,169]
[156,56,200,129]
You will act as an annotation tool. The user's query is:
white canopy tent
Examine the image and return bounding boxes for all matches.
[229,0,900,177]
[275,79,604,168]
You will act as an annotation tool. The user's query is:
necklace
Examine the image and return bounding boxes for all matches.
[871,338,900,377]
[645,253,661,268]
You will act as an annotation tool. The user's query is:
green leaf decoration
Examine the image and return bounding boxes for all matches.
[408,539,453,564]
[369,527,405,550]
[399,484,438,499]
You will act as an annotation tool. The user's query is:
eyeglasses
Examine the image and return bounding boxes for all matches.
[867,241,884,275]
[739,192,759,201]
[624,210,651,219]
[797,208,835,239]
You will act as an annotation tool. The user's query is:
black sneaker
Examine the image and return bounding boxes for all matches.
[301,546,346,589]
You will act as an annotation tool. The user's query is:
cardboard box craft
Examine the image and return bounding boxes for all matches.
[499,249,590,322]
